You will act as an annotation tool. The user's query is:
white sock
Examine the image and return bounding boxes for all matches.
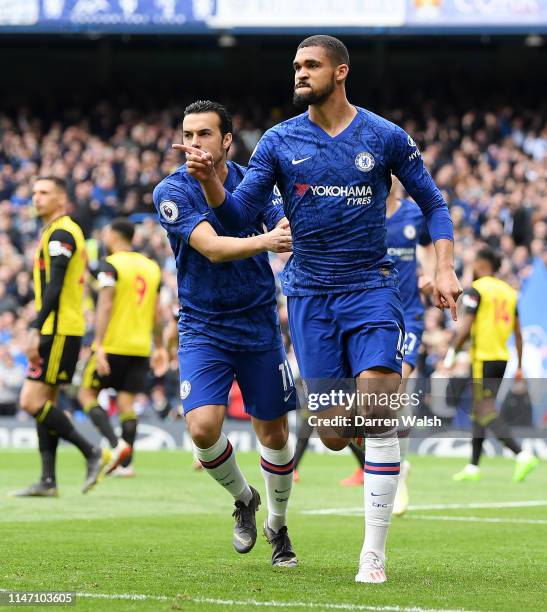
[194,433,252,504]
[361,434,400,563]
[259,439,294,532]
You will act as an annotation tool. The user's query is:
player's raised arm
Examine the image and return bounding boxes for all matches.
[173,131,278,233]
[172,144,224,201]
[389,126,462,320]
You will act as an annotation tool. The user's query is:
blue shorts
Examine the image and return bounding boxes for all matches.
[177,343,297,420]
[402,317,424,370]
[287,286,405,380]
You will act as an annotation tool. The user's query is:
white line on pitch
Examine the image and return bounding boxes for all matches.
[73,592,474,611]
[0,589,475,612]
[301,500,547,516]
[407,515,547,525]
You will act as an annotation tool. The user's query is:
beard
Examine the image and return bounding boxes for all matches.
[293,79,335,109]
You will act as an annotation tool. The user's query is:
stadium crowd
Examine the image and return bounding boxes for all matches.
[0,102,545,420]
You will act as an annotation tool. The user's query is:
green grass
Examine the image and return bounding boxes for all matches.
[1,449,545,611]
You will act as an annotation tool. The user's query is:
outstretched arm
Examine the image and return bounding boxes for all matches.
[172,144,226,206]
[173,132,278,232]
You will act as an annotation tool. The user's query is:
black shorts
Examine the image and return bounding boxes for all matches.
[26,334,82,386]
[82,352,150,394]
[472,359,507,402]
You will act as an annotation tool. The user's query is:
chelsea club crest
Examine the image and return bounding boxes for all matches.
[404,224,417,240]
[354,151,375,173]
[180,380,192,400]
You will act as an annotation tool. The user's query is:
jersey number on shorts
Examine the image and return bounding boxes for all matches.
[403,332,417,355]
[278,360,294,392]
[396,325,405,360]
[135,275,147,305]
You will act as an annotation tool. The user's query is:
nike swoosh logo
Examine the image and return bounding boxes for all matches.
[274,488,290,494]
[291,156,312,165]
[371,492,388,497]
[234,533,252,546]
[284,390,294,402]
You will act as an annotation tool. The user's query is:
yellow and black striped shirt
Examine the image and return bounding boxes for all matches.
[463,275,518,363]
[32,215,86,336]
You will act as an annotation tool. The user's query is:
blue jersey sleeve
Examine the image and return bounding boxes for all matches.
[153,182,208,244]
[389,126,453,243]
[260,186,285,231]
[213,131,278,232]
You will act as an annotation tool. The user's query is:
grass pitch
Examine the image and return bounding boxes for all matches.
[1,449,545,611]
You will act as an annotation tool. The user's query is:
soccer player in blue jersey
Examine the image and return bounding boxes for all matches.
[153,101,298,568]
[178,37,461,583]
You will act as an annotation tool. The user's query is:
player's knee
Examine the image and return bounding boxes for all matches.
[254,417,288,449]
[19,390,42,415]
[18,397,33,414]
[320,435,348,451]
[365,403,394,422]
[257,429,288,450]
[187,420,221,448]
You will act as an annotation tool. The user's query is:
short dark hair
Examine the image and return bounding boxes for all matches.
[183,100,233,137]
[297,35,350,67]
[36,176,67,193]
[110,217,135,243]
[476,247,502,273]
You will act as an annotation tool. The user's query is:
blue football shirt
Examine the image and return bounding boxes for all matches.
[153,161,284,351]
[387,198,431,321]
[213,107,453,296]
